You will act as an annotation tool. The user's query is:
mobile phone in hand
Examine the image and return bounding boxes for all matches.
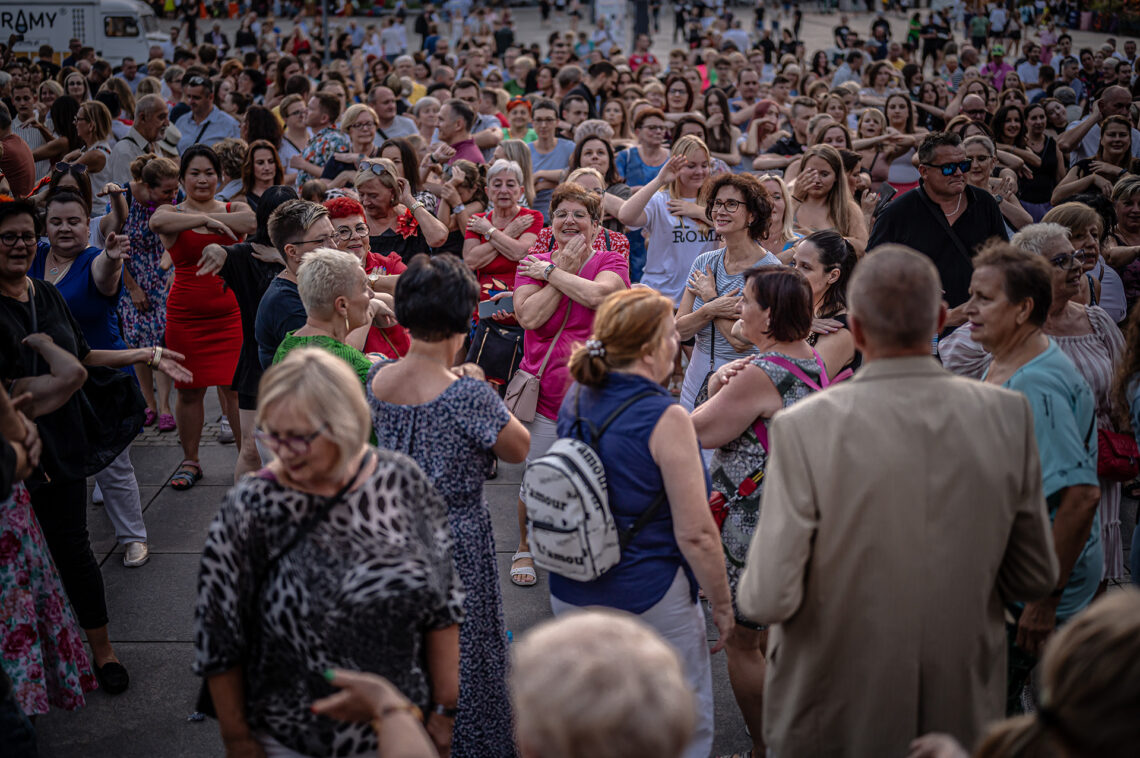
[478,296,514,319]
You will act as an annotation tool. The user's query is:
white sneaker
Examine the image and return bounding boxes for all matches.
[218,415,234,444]
[123,542,149,568]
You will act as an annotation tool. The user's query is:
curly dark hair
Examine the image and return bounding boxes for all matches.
[569,135,624,187]
[702,173,772,241]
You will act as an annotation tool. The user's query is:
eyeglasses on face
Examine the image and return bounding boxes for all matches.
[923,160,972,176]
[0,232,37,247]
[287,108,308,118]
[334,223,370,240]
[712,199,743,212]
[1049,249,1088,270]
[533,116,558,124]
[253,423,327,456]
[297,233,339,247]
[349,121,377,130]
[553,209,591,220]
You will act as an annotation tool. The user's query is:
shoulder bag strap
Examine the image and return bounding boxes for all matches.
[746,354,827,450]
[534,300,572,379]
[193,119,212,145]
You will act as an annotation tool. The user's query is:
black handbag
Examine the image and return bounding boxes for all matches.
[465,318,525,390]
[194,452,374,718]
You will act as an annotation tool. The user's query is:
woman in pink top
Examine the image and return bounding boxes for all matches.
[506,183,630,587]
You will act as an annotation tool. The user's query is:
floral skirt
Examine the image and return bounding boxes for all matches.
[0,483,96,714]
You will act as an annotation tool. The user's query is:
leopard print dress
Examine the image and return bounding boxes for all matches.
[193,449,465,757]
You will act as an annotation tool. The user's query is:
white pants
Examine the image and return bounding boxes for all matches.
[92,445,146,544]
[551,568,716,758]
[681,342,743,467]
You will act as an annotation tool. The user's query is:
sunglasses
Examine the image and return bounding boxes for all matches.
[923,160,972,176]
[55,162,88,174]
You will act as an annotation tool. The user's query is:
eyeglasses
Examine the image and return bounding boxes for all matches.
[287,108,307,118]
[0,232,37,247]
[334,223,370,240]
[553,209,591,220]
[359,161,393,178]
[964,109,988,118]
[186,75,208,87]
[297,233,339,247]
[923,160,972,176]
[1049,249,1088,270]
[55,162,88,174]
[712,199,743,212]
[253,423,327,456]
[534,116,558,124]
[349,121,377,130]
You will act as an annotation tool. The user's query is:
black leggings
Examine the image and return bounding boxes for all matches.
[31,477,108,630]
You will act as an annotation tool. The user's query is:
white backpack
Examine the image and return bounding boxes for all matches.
[521,390,666,582]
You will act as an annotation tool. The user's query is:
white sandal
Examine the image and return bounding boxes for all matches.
[510,551,537,587]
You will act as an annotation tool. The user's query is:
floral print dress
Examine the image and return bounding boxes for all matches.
[117,198,171,348]
[0,483,97,714]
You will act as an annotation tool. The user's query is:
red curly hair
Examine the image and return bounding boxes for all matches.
[323,196,366,220]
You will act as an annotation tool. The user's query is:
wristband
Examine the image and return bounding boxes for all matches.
[543,262,557,280]
[410,200,425,213]
[452,202,465,214]
[431,702,458,719]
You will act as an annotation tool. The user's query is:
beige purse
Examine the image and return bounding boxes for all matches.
[504,305,571,422]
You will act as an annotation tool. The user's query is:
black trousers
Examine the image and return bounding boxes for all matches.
[30,477,108,630]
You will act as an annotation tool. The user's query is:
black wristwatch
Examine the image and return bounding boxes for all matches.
[431,702,458,718]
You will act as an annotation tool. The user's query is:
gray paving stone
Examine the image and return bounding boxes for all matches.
[130,485,231,554]
[102,553,201,644]
[35,642,221,758]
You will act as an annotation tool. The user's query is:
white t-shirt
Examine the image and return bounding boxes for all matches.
[631,191,719,304]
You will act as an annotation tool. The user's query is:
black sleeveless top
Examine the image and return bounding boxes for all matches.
[1017,135,1060,204]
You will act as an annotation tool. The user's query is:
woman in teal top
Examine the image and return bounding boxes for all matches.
[271,247,384,384]
[961,241,1102,713]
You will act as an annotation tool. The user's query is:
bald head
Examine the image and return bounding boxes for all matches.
[849,246,945,355]
[962,94,986,118]
[1099,86,1132,118]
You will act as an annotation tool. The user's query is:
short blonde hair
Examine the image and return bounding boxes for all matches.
[340,103,379,131]
[256,348,370,477]
[512,610,695,758]
[566,166,604,187]
[296,247,365,318]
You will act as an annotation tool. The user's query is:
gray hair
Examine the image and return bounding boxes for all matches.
[1011,222,1071,256]
[268,199,331,252]
[412,95,440,116]
[296,247,364,318]
[573,119,615,143]
[963,134,996,157]
[486,158,524,186]
[849,245,943,350]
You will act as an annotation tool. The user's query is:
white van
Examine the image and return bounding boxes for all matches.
[0,0,168,66]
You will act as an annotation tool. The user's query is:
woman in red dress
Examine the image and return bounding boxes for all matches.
[150,144,256,489]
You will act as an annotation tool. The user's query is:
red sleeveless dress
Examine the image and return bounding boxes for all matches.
[163,210,243,389]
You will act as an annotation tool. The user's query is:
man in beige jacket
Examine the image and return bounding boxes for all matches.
[737,246,1059,758]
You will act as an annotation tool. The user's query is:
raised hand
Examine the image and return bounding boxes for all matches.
[104,233,131,261]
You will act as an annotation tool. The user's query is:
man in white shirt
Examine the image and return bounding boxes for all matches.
[10,84,48,181]
[1016,43,1043,98]
[1059,85,1140,162]
[109,95,169,186]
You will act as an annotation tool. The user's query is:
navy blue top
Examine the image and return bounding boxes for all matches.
[551,372,705,613]
[31,243,127,352]
[254,276,306,369]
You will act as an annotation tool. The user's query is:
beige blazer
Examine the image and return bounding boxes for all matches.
[737,356,1059,758]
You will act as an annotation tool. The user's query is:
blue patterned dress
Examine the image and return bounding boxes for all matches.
[117,198,171,347]
[365,366,515,758]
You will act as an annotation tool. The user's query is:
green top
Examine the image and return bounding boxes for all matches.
[273,332,373,384]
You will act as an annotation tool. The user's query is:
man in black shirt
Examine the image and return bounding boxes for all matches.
[867,132,1008,326]
[834,15,851,49]
[564,61,618,120]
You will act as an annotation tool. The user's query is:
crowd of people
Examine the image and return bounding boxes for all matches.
[2,2,1140,758]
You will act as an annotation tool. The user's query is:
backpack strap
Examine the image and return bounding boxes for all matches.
[746,352,831,451]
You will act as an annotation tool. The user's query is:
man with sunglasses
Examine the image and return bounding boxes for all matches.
[868,132,1007,326]
[173,70,240,156]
